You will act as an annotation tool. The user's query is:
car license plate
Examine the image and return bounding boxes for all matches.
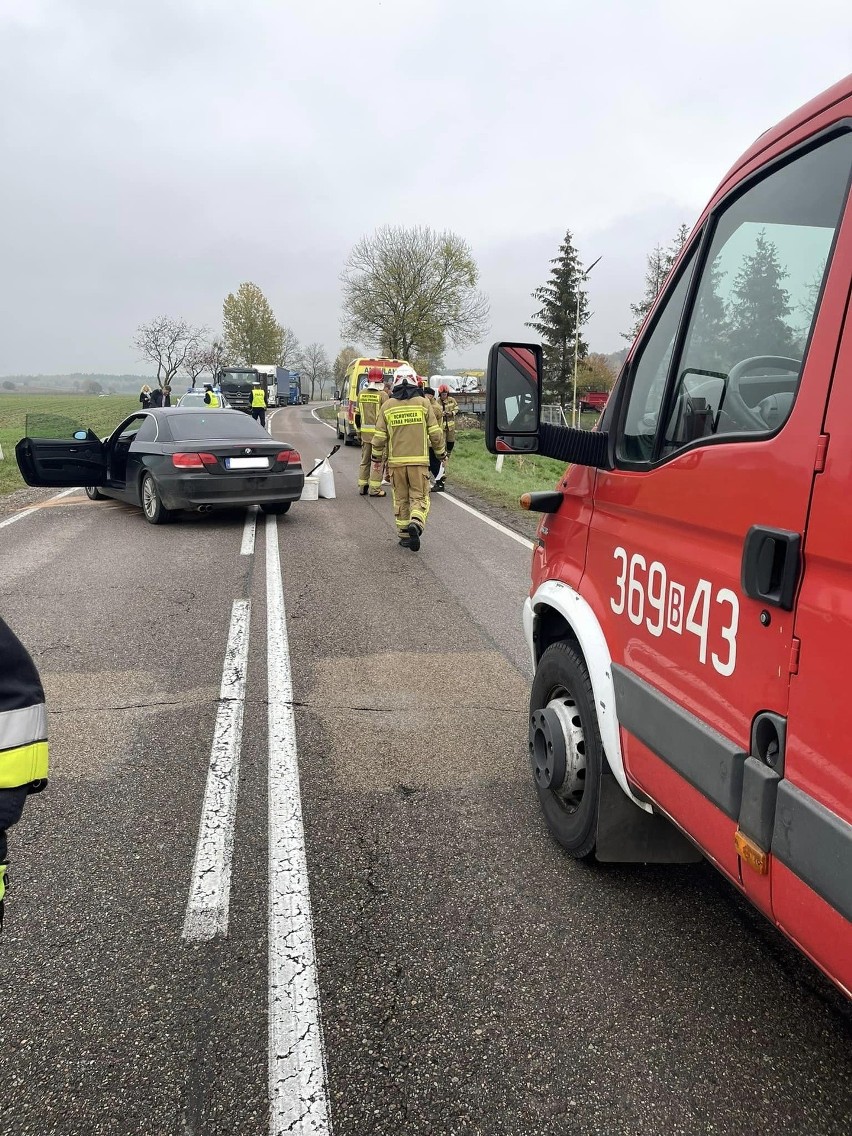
[225,457,269,470]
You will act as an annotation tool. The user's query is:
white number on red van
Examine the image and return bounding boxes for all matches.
[610,547,739,677]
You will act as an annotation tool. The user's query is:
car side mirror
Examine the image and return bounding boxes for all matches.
[73,430,88,440]
[485,342,542,454]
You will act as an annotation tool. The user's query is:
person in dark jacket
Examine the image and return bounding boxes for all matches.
[163,386,172,407]
[0,618,49,933]
[150,386,163,408]
[139,384,152,409]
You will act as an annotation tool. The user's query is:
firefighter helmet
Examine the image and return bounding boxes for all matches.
[391,364,418,391]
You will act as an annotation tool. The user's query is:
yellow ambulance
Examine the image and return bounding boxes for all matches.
[335,357,410,445]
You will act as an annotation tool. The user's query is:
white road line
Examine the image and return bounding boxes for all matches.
[311,404,337,432]
[265,514,331,1136]
[240,506,258,556]
[0,485,81,530]
[437,490,535,550]
[182,598,251,942]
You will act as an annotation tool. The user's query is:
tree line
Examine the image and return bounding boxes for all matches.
[132,285,336,401]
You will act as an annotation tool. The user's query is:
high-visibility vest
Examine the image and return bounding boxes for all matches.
[251,387,266,408]
[357,389,382,435]
[206,391,220,407]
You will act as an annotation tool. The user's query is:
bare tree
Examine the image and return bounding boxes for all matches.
[133,317,206,390]
[340,225,489,360]
[184,338,227,387]
[333,345,362,386]
[280,326,302,369]
[299,343,331,402]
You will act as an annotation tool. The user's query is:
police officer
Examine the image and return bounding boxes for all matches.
[0,617,49,933]
[356,367,387,496]
[435,383,459,491]
[203,383,220,408]
[250,380,267,428]
[371,365,446,551]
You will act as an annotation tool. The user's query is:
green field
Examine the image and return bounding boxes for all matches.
[0,393,139,496]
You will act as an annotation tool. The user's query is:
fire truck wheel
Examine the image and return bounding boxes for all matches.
[529,641,602,859]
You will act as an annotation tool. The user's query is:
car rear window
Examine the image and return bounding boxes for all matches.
[165,412,270,441]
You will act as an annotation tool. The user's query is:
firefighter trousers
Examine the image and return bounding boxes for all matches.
[358,434,382,491]
[390,465,430,533]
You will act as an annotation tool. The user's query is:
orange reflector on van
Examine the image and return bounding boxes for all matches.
[734,830,769,875]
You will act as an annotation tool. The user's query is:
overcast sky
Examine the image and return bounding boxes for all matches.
[2,0,850,376]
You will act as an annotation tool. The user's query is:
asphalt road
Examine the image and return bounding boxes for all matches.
[1,403,850,1136]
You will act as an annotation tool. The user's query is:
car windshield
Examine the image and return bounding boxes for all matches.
[165,412,270,441]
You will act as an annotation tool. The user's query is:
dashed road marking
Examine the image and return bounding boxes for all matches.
[240,505,258,556]
[182,598,251,941]
[0,486,81,529]
[265,513,331,1135]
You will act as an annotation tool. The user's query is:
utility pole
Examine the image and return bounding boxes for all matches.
[572,256,602,427]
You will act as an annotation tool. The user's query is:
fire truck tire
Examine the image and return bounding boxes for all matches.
[529,641,603,859]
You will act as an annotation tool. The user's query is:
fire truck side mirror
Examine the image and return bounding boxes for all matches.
[485,342,542,454]
[333,390,340,402]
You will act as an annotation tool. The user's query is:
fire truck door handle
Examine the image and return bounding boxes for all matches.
[740,526,801,611]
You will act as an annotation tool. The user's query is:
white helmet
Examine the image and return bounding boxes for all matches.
[391,364,418,391]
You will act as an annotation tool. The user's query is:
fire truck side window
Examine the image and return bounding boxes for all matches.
[617,246,697,463]
[661,130,852,457]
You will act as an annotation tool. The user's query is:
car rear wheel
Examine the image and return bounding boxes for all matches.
[141,473,172,525]
[260,501,291,515]
[85,486,105,501]
[529,641,603,859]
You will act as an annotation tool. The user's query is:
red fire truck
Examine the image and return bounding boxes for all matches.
[486,74,852,997]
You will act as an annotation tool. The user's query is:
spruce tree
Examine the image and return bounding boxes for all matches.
[526,230,590,407]
[623,223,691,341]
[727,229,795,359]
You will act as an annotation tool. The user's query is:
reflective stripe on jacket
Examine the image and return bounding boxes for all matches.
[371,395,445,467]
[357,389,382,436]
[0,705,48,789]
[0,618,49,791]
[251,388,266,408]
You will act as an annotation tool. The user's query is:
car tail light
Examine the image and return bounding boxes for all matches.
[173,452,218,468]
[277,450,301,464]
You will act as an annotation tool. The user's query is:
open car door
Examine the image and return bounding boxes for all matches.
[15,416,107,488]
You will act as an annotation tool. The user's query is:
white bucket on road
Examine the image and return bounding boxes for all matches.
[300,476,319,502]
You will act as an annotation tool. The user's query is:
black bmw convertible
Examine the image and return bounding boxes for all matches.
[15,408,304,524]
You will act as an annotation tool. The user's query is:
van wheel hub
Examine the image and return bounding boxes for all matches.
[529,696,586,801]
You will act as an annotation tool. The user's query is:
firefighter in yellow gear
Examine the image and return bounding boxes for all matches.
[356,367,387,496]
[435,384,458,491]
[250,381,268,428]
[0,617,49,933]
[371,365,446,551]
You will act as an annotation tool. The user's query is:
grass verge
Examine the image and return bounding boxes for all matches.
[314,405,337,424]
[0,393,139,496]
[446,430,568,512]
